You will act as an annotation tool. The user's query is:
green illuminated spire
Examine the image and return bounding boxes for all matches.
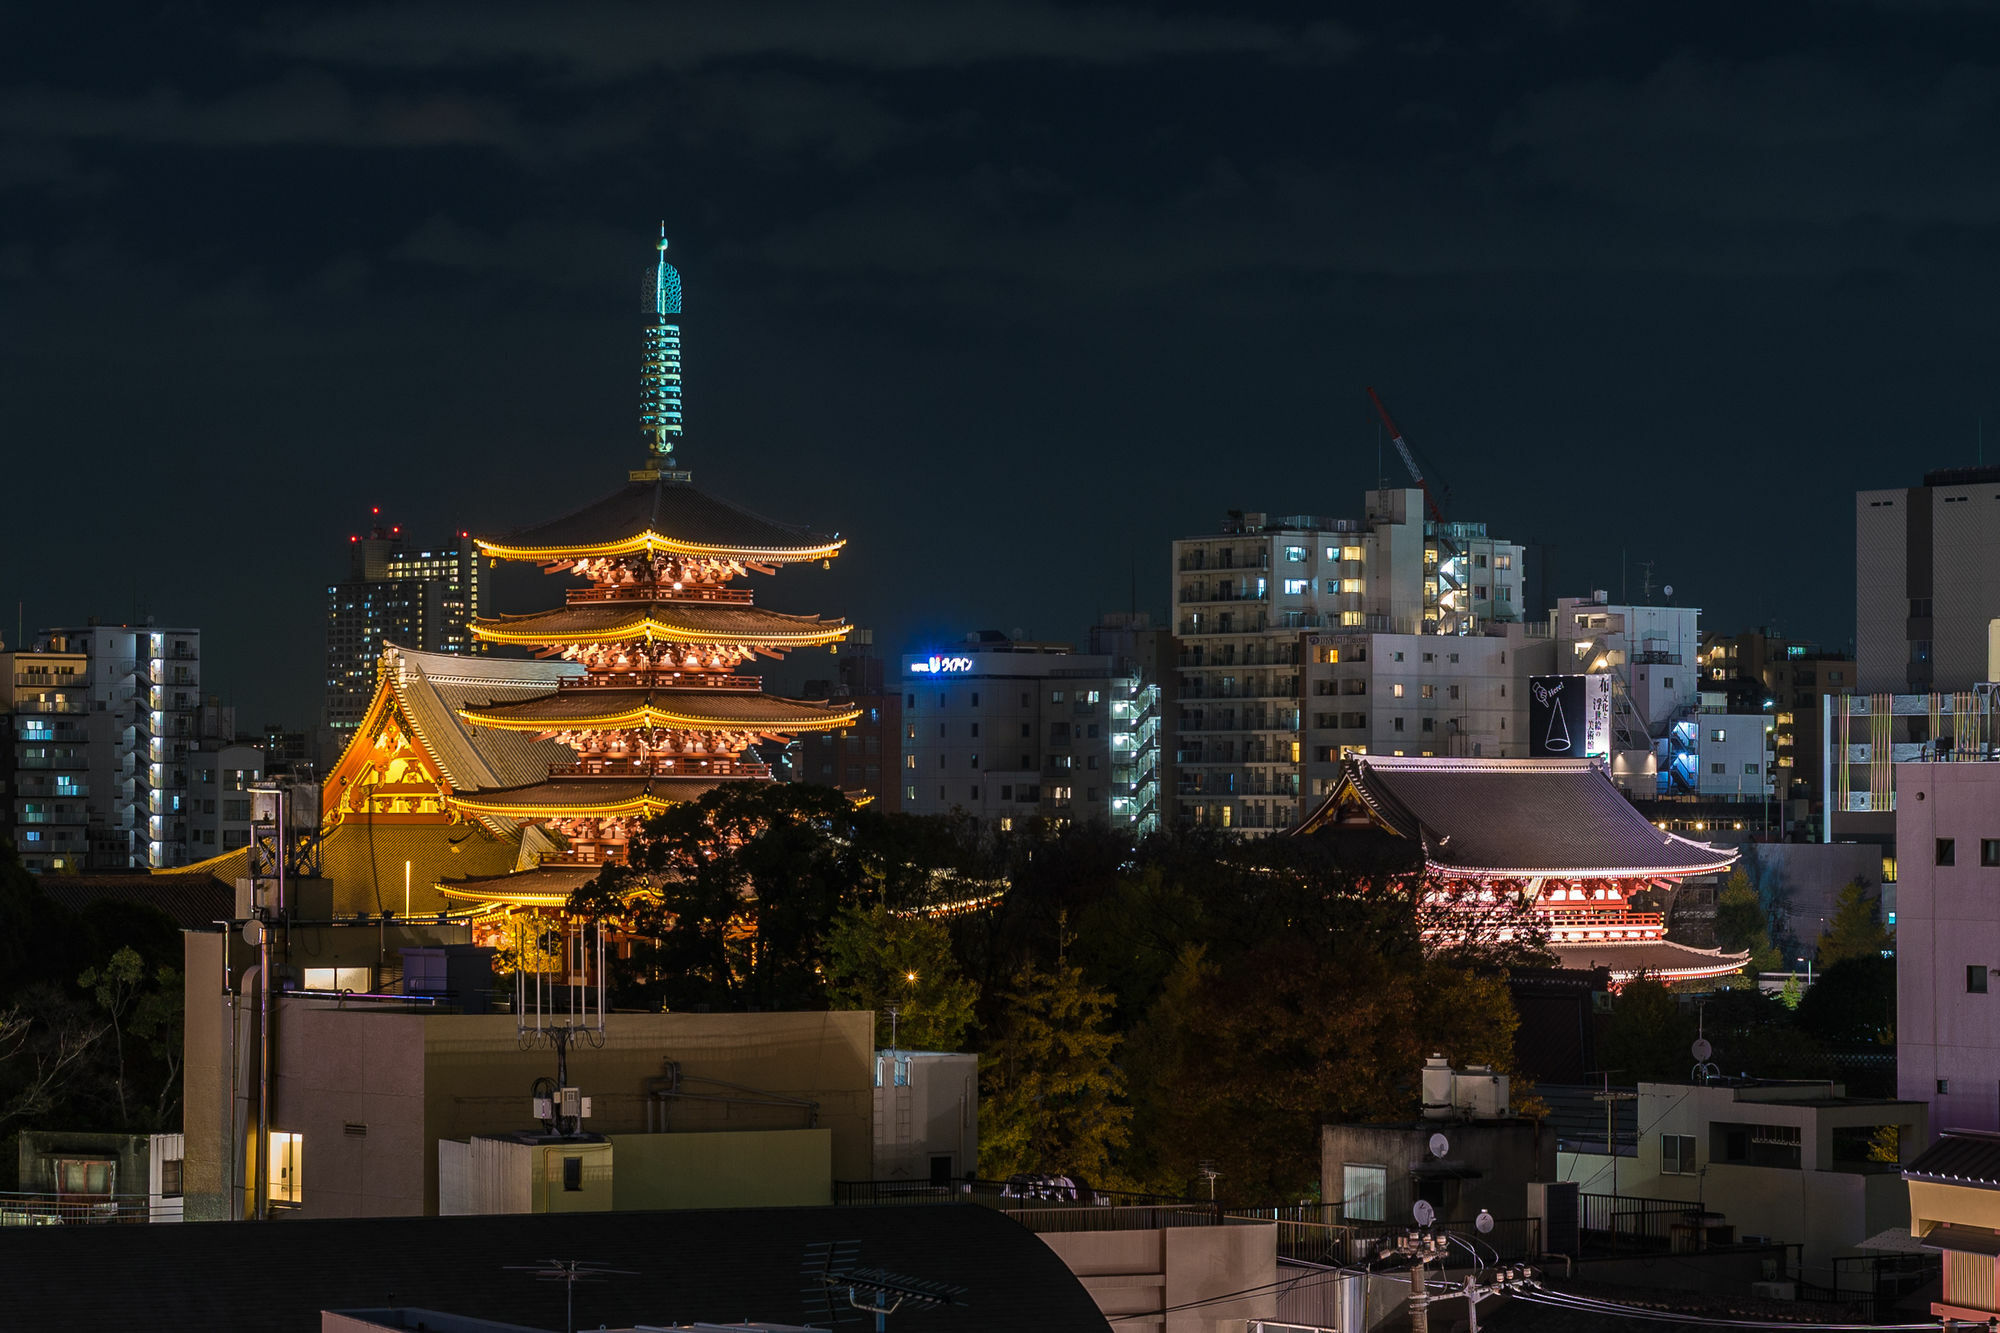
[641,223,684,471]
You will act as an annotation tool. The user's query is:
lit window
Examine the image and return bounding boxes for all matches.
[269,1132,303,1205]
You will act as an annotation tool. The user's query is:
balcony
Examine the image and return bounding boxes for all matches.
[12,699,86,714]
[570,670,762,690]
[550,756,771,779]
[565,584,753,605]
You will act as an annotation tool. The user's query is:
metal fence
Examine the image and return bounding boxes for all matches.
[1578,1192,1713,1248]
[0,1191,154,1225]
[1266,1216,1542,1266]
[1003,1205,1237,1234]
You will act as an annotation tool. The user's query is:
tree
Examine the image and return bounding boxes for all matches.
[1796,954,1896,1047]
[824,903,978,1050]
[1122,935,1518,1202]
[1598,980,1696,1083]
[980,961,1129,1184]
[1817,881,1892,967]
[572,783,877,1011]
[1714,870,1783,975]
[0,987,105,1136]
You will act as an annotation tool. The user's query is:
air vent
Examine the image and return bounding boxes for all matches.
[343,1122,368,1138]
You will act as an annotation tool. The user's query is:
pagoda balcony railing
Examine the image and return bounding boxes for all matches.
[565,584,755,605]
[550,757,772,779]
[573,671,762,690]
[1536,910,1664,937]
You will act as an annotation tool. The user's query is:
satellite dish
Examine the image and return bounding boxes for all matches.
[1691,1038,1713,1062]
[1413,1200,1437,1227]
[1663,585,1674,598]
[1475,1209,1496,1235]
[1428,1132,1451,1159]
[242,919,265,947]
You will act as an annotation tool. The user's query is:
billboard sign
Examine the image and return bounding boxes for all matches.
[1529,674,1611,759]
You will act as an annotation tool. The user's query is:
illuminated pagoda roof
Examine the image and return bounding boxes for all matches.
[435,862,606,908]
[1551,938,1756,983]
[478,474,844,564]
[1295,755,1737,879]
[460,686,859,733]
[470,600,849,649]
[447,776,724,821]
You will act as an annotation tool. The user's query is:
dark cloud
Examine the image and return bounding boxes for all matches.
[0,72,524,150]
[257,1,1354,76]
[3,1,1996,728]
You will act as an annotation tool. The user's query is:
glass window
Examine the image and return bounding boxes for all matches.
[269,1132,303,1205]
[1939,838,1957,867]
[1983,839,2000,867]
[1971,966,1989,995]
[1341,1163,1387,1222]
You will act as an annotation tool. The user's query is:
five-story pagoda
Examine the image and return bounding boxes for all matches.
[444,230,859,877]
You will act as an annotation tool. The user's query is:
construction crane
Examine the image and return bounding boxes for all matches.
[1366,386,1467,634]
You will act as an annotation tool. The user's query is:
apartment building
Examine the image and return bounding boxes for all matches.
[1,622,223,870]
[898,633,1157,833]
[1703,630,1854,835]
[1298,624,1556,803]
[1171,489,1526,834]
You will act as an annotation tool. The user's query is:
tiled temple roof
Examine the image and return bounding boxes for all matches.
[1299,755,1738,878]
[459,686,859,732]
[470,600,848,647]
[481,475,842,561]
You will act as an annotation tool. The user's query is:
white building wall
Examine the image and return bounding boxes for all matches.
[1895,761,2000,1136]
[871,1050,977,1183]
[1694,712,1775,799]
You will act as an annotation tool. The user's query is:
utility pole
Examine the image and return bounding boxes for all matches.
[1378,1227,1448,1333]
[1591,1071,1638,1230]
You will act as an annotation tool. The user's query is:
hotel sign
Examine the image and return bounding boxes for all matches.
[1529,674,1611,759]
[907,654,976,675]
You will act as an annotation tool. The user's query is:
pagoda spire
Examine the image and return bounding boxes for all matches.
[639,222,685,476]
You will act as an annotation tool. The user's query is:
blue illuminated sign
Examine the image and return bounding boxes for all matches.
[908,654,975,675]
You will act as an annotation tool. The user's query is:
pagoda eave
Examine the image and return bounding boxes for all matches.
[477,530,844,565]
[457,690,861,734]
[469,618,850,650]
[447,776,731,821]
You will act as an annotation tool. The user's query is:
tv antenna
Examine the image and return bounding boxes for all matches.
[504,1258,636,1333]
[515,916,608,1135]
[802,1241,967,1331]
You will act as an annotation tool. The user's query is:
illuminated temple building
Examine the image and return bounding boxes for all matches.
[1294,755,1749,985]
[167,231,858,918]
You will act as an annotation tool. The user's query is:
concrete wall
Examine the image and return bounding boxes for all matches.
[1747,841,1882,956]
[1895,762,2000,1135]
[1558,1081,1926,1284]
[1036,1223,1276,1333]
[608,1128,830,1209]
[872,1050,977,1183]
[1320,1120,1555,1224]
[252,1005,872,1217]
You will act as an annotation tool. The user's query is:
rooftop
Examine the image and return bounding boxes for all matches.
[0,1205,1100,1333]
[1298,755,1739,878]
[484,475,841,561]
[1907,1129,2000,1188]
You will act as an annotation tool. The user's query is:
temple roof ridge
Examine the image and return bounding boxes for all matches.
[479,472,842,562]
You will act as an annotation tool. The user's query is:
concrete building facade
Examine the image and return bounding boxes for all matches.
[1558,1080,1926,1286]
[1,623,230,870]
[1892,760,2000,1136]
[1857,466,2000,695]
[1298,624,1556,803]
[1172,491,1527,834]
[898,633,1155,833]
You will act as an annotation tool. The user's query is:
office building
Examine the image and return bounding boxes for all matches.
[324,518,483,737]
[898,633,1151,832]
[184,743,264,858]
[1823,687,1998,856]
[1172,490,1526,834]
[1857,466,2000,695]
[1,622,235,871]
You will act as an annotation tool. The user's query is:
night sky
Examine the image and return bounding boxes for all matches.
[5,2,1996,730]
